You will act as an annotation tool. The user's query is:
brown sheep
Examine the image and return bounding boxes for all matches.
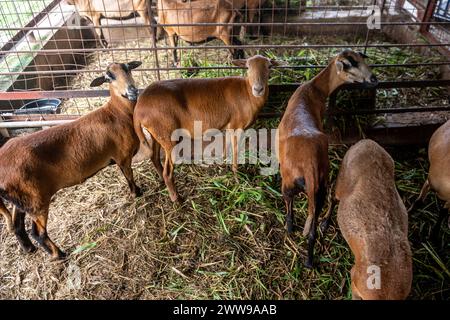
[411,119,450,239]
[232,0,266,37]
[278,49,378,268]
[333,139,412,300]
[65,0,157,48]
[180,0,266,36]
[157,0,244,65]
[133,55,280,202]
[0,61,142,260]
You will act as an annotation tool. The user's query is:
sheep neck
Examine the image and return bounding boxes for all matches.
[107,88,136,118]
[311,58,346,98]
[294,59,347,129]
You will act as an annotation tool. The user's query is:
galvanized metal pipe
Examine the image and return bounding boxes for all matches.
[0,120,74,129]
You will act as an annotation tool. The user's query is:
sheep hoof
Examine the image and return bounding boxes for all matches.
[304,259,314,269]
[51,250,67,262]
[21,243,37,254]
[6,224,14,234]
[171,194,185,204]
[320,219,330,234]
[169,192,182,203]
[286,221,294,234]
[302,227,310,237]
[134,186,143,198]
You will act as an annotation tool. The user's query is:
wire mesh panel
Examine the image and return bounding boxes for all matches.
[434,0,450,20]
[0,0,449,134]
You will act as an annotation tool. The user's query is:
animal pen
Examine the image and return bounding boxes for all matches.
[0,0,449,299]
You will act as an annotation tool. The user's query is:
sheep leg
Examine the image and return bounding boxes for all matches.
[305,184,326,269]
[12,207,36,254]
[163,148,179,202]
[282,177,305,234]
[168,33,179,67]
[231,37,245,59]
[282,192,294,234]
[138,6,157,47]
[305,214,317,269]
[247,7,258,39]
[30,212,65,260]
[92,15,108,48]
[0,199,13,233]
[232,134,238,174]
[320,193,336,234]
[151,139,164,181]
[118,159,142,198]
[350,270,363,300]
[220,33,245,60]
[408,179,430,213]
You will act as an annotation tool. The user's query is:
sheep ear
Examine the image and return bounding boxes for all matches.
[358,52,369,59]
[232,59,247,67]
[127,61,142,70]
[336,58,352,72]
[90,76,107,87]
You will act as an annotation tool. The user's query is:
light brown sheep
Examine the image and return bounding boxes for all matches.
[65,0,157,47]
[413,119,450,238]
[133,55,280,201]
[332,139,412,300]
[157,0,244,65]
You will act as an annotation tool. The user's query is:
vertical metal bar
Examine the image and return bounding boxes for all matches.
[368,87,377,110]
[381,0,387,14]
[147,0,160,81]
[420,0,438,33]
[363,0,378,55]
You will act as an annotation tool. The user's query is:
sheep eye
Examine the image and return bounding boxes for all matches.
[342,61,352,70]
[106,71,115,81]
[346,56,359,68]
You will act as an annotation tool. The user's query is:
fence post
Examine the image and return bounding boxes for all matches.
[0,119,10,138]
[395,0,406,10]
[147,0,161,81]
[420,0,438,33]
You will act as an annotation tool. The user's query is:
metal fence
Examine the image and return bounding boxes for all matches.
[435,0,450,21]
[0,0,449,135]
